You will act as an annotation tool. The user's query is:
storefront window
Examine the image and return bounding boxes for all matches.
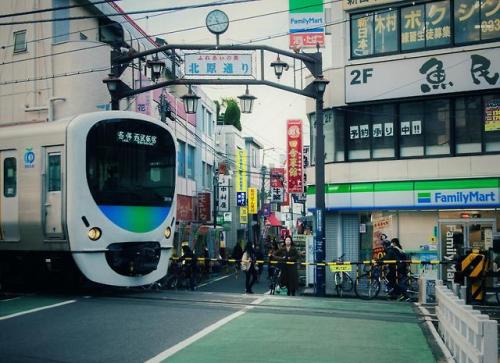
[425,1,451,47]
[374,9,398,54]
[484,95,500,152]
[177,140,185,177]
[424,99,450,155]
[454,0,480,44]
[455,96,482,154]
[480,0,500,40]
[351,13,374,57]
[348,107,371,160]
[400,102,424,157]
[401,4,426,50]
[372,104,396,158]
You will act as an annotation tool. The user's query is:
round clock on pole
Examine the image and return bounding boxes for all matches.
[206,9,229,44]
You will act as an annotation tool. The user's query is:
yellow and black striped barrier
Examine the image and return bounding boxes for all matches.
[170,256,450,267]
[460,249,489,303]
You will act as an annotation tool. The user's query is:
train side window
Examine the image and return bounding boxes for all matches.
[48,154,61,192]
[3,157,16,197]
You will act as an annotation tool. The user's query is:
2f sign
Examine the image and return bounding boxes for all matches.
[350,68,374,85]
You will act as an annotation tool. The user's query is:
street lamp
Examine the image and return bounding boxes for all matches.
[270,55,289,79]
[181,85,200,114]
[313,77,329,94]
[103,74,121,92]
[237,85,257,114]
[146,56,165,82]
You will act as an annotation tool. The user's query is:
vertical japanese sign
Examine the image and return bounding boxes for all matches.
[485,100,500,132]
[218,175,230,212]
[235,149,247,193]
[270,168,285,203]
[240,207,248,224]
[372,215,394,259]
[248,188,258,214]
[198,193,212,222]
[289,0,324,49]
[287,120,303,193]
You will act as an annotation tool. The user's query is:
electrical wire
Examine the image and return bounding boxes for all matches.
[0,0,339,66]
[0,0,117,19]
[0,0,263,26]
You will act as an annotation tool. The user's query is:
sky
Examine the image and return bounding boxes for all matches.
[118,0,320,166]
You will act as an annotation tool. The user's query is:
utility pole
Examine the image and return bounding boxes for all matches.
[259,164,267,249]
[213,166,218,231]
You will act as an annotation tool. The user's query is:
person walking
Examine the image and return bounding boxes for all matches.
[391,238,410,301]
[274,236,300,296]
[241,242,258,294]
[179,243,197,291]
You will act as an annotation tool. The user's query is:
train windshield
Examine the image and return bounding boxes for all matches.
[86,118,175,207]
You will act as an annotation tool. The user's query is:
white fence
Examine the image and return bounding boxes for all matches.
[436,281,498,363]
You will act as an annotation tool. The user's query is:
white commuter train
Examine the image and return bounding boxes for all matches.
[0,111,176,287]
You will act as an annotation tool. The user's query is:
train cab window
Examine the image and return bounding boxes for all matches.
[86,118,176,207]
[48,154,61,192]
[3,157,16,197]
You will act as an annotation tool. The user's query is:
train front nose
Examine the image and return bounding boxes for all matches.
[105,242,161,276]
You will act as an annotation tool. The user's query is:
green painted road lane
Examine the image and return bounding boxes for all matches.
[0,296,72,318]
[164,297,436,363]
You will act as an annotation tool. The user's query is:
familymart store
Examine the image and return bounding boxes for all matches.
[307,178,500,280]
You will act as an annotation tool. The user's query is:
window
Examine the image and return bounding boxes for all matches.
[424,99,450,155]
[52,0,69,43]
[13,30,27,53]
[187,145,195,179]
[374,9,398,54]
[202,162,207,187]
[3,158,16,197]
[309,110,345,164]
[48,154,61,192]
[455,96,482,154]
[372,104,396,158]
[201,106,206,133]
[86,118,176,207]
[177,141,186,177]
[351,13,374,57]
[484,95,500,152]
[351,0,498,59]
[207,110,213,136]
[401,4,426,50]
[399,102,424,157]
[348,106,371,160]
[207,164,213,189]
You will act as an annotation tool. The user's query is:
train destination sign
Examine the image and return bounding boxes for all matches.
[184,53,253,76]
[116,131,157,146]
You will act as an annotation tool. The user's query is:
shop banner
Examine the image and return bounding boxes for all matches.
[345,48,500,103]
[248,187,258,214]
[307,178,500,211]
[287,120,303,193]
[289,0,325,49]
[218,186,230,212]
[485,100,500,132]
[235,149,247,193]
[198,192,211,222]
[372,214,394,259]
[176,195,194,222]
[271,168,285,203]
[240,207,248,224]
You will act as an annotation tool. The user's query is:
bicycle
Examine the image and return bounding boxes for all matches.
[330,254,354,297]
[269,265,282,295]
[354,262,382,300]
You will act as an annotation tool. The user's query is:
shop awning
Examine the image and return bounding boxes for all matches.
[266,213,281,227]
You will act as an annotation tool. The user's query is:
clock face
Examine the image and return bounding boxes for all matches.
[206,9,229,35]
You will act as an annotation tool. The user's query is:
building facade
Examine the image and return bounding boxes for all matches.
[306,0,500,283]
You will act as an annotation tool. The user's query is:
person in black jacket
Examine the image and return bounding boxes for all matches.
[241,242,258,294]
[179,244,197,291]
[274,236,300,296]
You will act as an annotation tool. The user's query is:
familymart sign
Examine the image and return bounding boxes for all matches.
[306,178,500,210]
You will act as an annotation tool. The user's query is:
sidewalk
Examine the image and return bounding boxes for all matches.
[163,295,439,363]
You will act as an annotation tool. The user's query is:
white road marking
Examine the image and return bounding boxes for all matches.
[0,300,76,321]
[145,296,266,363]
[196,274,231,288]
[0,297,21,302]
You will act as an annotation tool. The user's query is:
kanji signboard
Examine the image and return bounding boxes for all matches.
[289,0,325,48]
[218,186,230,212]
[287,120,303,193]
[248,188,258,214]
[184,53,253,77]
[235,149,247,193]
[236,192,247,207]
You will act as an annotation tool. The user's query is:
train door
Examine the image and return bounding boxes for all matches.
[43,147,64,238]
[0,150,20,241]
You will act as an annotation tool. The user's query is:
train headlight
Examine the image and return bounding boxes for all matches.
[164,227,171,239]
[88,227,102,241]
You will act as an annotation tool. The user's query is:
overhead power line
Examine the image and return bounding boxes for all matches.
[0,0,117,19]
[0,0,341,68]
[0,0,262,26]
